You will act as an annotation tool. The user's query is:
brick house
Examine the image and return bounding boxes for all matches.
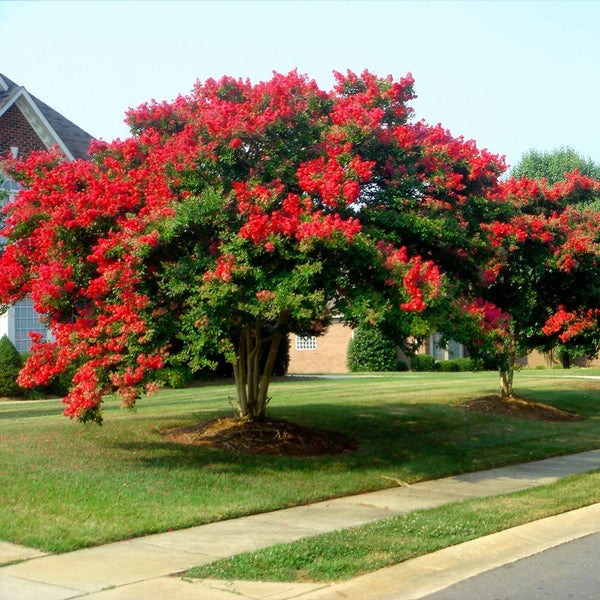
[287,322,467,374]
[288,320,599,374]
[0,73,94,351]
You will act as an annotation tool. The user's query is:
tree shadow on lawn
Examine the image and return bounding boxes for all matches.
[504,386,600,418]
[108,400,589,480]
[0,404,65,420]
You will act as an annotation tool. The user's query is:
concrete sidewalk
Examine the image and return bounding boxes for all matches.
[1,449,599,600]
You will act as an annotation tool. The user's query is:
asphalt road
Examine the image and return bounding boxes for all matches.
[421,532,600,600]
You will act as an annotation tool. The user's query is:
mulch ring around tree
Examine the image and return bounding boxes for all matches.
[457,395,585,422]
[161,417,359,456]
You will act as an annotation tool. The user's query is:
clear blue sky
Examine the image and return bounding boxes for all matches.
[1,0,599,170]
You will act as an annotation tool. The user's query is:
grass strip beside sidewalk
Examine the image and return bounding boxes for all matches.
[186,470,600,583]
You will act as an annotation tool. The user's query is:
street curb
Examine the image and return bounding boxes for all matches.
[294,503,600,600]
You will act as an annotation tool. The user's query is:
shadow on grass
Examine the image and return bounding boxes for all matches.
[0,405,65,420]
[511,386,600,417]
[107,400,590,479]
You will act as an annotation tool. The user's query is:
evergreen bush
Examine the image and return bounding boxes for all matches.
[410,354,437,372]
[0,335,23,396]
[437,359,461,372]
[451,357,485,372]
[347,325,398,372]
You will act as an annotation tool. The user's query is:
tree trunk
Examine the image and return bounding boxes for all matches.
[498,333,517,399]
[499,363,514,399]
[559,350,571,369]
[231,312,288,421]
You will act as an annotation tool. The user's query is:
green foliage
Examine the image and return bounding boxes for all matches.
[511,146,600,184]
[436,360,460,372]
[347,325,398,372]
[451,357,485,372]
[435,358,486,372]
[46,362,79,397]
[409,354,437,372]
[157,366,194,389]
[0,335,22,396]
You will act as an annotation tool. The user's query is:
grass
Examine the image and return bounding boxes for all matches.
[0,368,598,553]
[186,470,600,582]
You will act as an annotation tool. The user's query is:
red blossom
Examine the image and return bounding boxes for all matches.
[542,307,600,343]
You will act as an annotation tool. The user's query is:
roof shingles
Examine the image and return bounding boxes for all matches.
[0,73,95,160]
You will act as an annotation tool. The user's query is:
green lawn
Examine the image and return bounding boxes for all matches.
[0,369,598,553]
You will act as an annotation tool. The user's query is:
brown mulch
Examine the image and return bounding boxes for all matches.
[161,396,583,456]
[457,394,585,422]
[161,417,359,456]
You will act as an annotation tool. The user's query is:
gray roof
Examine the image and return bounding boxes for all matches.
[0,73,95,161]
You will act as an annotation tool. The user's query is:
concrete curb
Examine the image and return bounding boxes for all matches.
[293,503,600,600]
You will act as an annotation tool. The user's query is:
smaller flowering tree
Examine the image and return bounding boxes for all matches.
[470,173,600,397]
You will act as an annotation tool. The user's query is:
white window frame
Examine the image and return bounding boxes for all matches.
[295,335,317,351]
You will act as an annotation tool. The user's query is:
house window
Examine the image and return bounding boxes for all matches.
[1,176,21,204]
[13,297,47,353]
[295,335,317,351]
[1,177,21,245]
[430,333,464,361]
[447,339,463,359]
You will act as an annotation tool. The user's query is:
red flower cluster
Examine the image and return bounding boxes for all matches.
[542,307,600,343]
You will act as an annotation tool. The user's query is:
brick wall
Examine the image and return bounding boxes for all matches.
[0,104,46,157]
[288,325,600,374]
[288,322,353,374]
[518,349,600,368]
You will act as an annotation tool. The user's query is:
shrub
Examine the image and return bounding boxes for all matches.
[347,325,398,372]
[270,334,290,376]
[433,357,487,372]
[396,360,409,372]
[437,359,461,372]
[450,357,483,372]
[0,335,23,396]
[410,354,437,372]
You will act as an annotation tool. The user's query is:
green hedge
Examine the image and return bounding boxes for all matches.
[436,359,461,372]
[411,355,486,373]
[410,354,437,372]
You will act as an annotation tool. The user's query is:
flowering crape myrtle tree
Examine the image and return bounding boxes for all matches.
[0,70,505,424]
[458,173,600,397]
[509,148,600,368]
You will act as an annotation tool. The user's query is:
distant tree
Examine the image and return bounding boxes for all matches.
[511,147,600,185]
